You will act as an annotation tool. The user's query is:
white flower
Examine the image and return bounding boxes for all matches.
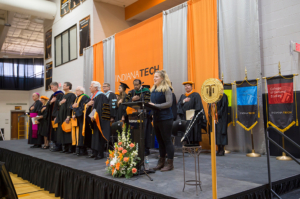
[110,157,117,166]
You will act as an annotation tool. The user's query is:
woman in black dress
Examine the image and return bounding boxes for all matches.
[37,96,49,149]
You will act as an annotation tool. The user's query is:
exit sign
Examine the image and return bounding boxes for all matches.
[291,41,300,53]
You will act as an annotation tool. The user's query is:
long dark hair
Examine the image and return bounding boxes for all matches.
[117,86,126,102]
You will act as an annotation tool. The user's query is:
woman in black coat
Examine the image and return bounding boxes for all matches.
[37,96,49,149]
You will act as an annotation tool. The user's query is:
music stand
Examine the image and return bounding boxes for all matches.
[122,101,160,181]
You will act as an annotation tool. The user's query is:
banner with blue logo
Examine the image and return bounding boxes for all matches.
[235,79,260,131]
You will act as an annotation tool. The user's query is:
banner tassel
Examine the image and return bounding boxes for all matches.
[294,75,298,126]
[265,79,269,127]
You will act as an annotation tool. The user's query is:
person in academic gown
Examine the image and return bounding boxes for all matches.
[71,86,90,156]
[55,82,76,154]
[171,92,177,121]
[37,96,49,149]
[47,82,64,152]
[115,82,129,122]
[208,93,228,156]
[28,93,44,148]
[125,79,153,156]
[103,83,117,123]
[85,81,111,160]
[177,81,207,144]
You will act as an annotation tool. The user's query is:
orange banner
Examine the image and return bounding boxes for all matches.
[93,41,104,89]
[187,0,218,88]
[115,13,163,91]
[187,0,218,149]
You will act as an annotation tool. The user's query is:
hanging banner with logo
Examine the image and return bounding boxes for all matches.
[235,79,260,131]
[114,13,163,91]
[61,0,70,17]
[45,29,52,60]
[79,15,90,56]
[266,75,297,132]
[70,0,80,10]
[45,62,53,91]
[224,83,234,126]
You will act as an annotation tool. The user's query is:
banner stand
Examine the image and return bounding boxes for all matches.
[263,62,298,161]
[235,68,261,158]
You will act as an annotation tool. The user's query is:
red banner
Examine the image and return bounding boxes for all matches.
[268,82,293,104]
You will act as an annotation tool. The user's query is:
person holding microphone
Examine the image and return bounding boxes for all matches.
[149,70,174,172]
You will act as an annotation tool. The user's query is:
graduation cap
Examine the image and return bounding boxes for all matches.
[120,82,129,91]
[142,85,151,89]
[182,81,195,89]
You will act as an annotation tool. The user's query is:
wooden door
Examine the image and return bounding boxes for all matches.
[11,112,25,140]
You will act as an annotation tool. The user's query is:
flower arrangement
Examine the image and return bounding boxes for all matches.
[106,124,140,179]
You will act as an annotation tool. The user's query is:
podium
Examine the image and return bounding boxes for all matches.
[122,101,160,181]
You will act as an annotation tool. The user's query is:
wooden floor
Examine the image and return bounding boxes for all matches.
[10,172,59,199]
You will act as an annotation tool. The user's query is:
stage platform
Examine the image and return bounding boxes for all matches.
[0,140,299,199]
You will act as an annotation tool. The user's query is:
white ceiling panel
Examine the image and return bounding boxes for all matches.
[1,12,44,56]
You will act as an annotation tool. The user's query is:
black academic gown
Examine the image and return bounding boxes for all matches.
[208,94,228,145]
[171,93,177,121]
[73,94,90,147]
[28,100,44,145]
[177,92,205,142]
[115,94,128,121]
[126,88,153,149]
[47,91,64,142]
[106,92,117,120]
[38,104,49,137]
[56,92,76,145]
[87,93,111,154]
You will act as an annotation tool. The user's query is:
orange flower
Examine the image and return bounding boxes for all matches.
[106,159,109,166]
[109,151,114,158]
[118,142,122,146]
[118,153,123,160]
[122,149,127,154]
[118,147,123,151]
[112,168,115,175]
[132,168,137,174]
[116,162,120,170]
[124,157,129,162]
[129,143,135,148]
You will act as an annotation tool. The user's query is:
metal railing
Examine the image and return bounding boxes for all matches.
[265,126,300,199]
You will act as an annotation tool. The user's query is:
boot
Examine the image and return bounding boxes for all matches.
[95,151,104,160]
[73,146,79,155]
[65,145,74,154]
[78,147,87,156]
[87,150,96,158]
[152,157,166,171]
[161,159,174,172]
[60,145,67,153]
[216,145,221,155]
[217,145,225,156]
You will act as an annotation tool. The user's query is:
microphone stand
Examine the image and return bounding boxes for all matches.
[137,87,154,181]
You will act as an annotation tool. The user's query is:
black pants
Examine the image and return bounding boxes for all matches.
[153,119,174,159]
